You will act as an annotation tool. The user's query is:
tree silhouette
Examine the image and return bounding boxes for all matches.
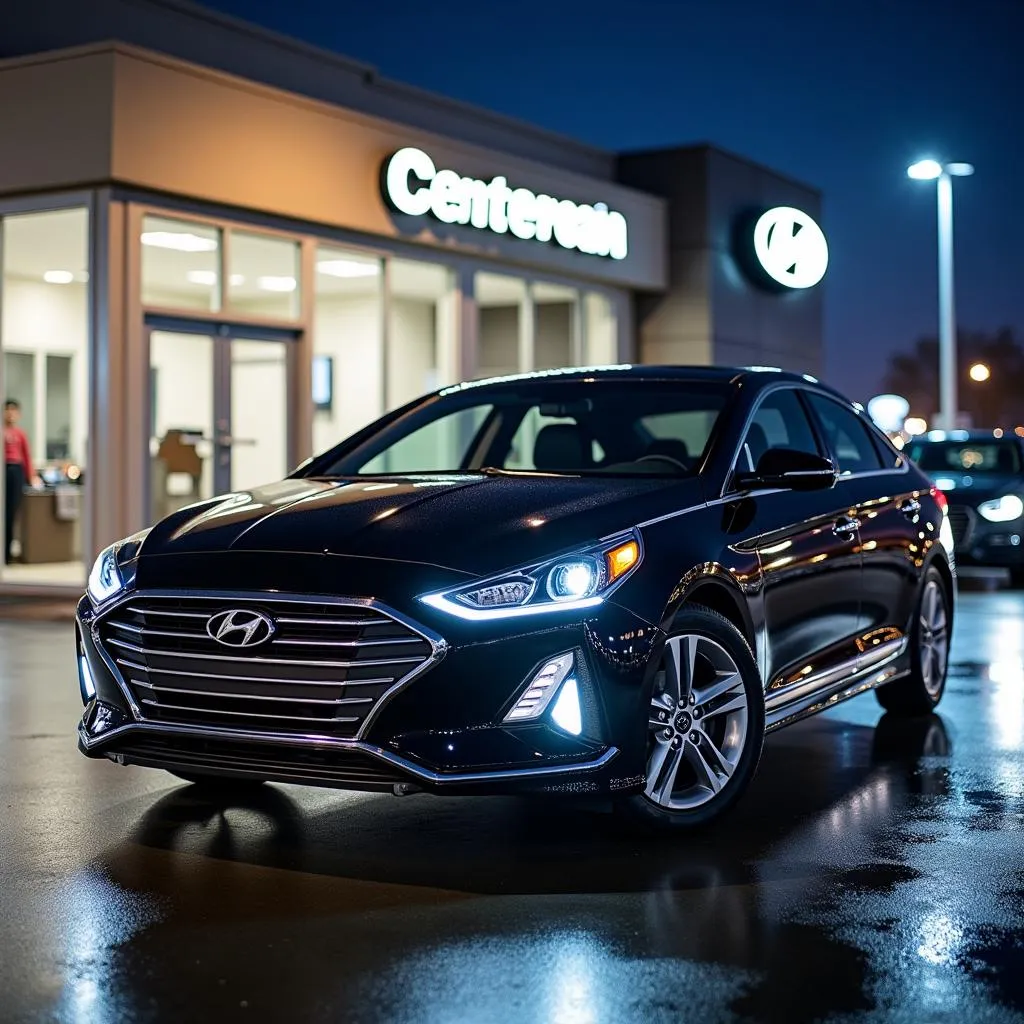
[882,327,1024,428]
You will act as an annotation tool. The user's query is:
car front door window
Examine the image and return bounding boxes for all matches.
[739,388,822,474]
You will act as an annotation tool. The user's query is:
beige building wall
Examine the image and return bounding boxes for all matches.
[0,50,115,195]
[0,45,668,292]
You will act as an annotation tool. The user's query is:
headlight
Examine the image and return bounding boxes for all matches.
[977,495,1024,523]
[87,545,122,605]
[421,531,642,620]
[86,529,151,606]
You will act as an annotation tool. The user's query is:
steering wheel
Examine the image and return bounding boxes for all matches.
[635,454,689,473]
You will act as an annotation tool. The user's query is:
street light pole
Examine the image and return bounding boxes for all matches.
[907,159,974,430]
[936,170,956,431]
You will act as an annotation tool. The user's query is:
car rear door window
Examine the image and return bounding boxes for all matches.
[739,388,821,471]
[805,394,884,476]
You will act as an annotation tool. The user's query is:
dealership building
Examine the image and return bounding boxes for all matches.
[0,0,826,592]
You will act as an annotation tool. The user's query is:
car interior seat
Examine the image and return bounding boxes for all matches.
[533,424,594,472]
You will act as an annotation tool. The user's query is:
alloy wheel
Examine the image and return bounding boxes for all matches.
[644,633,750,810]
[919,579,949,697]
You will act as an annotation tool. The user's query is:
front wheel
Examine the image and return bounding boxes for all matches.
[875,568,951,715]
[618,606,765,832]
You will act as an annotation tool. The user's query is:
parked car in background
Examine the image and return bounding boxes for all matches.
[906,431,1024,587]
[75,366,955,831]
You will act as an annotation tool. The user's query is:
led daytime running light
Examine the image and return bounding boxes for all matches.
[419,530,643,620]
[504,653,575,722]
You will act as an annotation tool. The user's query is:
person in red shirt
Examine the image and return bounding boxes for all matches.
[4,399,40,564]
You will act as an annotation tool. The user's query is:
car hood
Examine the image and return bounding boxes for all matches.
[139,474,705,577]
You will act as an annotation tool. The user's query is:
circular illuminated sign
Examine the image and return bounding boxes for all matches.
[867,394,910,433]
[751,207,828,289]
[381,147,629,261]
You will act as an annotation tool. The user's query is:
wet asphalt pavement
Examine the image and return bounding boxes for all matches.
[2,585,1024,1024]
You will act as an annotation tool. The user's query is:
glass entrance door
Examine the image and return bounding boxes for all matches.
[148,327,293,523]
[227,339,288,493]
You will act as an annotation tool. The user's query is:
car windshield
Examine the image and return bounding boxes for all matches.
[313,378,732,477]
[908,439,1022,475]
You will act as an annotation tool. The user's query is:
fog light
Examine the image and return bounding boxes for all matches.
[79,654,96,702]
[87,702,120,735]
[504,653,574,722]
[551,678,583,736]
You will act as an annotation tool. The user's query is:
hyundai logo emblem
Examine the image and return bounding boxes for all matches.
[751,206,829,289]
[206,609,276,648]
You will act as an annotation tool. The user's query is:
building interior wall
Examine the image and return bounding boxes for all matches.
[2,278,89,470]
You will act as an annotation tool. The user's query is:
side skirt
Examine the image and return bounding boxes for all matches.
[765,650,910,733]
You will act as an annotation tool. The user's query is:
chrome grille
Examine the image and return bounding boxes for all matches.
[97,595,438,738]
[947,504,974,547]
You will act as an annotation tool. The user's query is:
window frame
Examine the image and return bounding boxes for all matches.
[724,385,827,495]
[803,391,909,480]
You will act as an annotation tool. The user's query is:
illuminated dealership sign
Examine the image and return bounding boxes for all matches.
[382,147,629,260]
[749,206,829,289]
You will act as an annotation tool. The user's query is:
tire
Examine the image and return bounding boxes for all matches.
[875,567,951,715]
[1009,567,1024,589]
[618,605,765,832]
[168,770,267,790]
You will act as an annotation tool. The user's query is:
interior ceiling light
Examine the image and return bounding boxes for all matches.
[141,231,218,252]
[43,270,75,284]
[316,259,379,278]
[257,276,297,292]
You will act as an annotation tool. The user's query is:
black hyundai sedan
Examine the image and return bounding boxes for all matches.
[76,366,955,830]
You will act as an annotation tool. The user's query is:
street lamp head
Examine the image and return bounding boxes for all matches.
[908,159,943,180]
[947,162,975,177]
[969,362,991,382]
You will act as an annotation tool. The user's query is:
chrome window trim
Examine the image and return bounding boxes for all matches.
[88,589,448,740]
[78,719,618,784]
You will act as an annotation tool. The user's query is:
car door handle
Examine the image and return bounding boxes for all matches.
[898,498,922,518]
[833,516,861,537]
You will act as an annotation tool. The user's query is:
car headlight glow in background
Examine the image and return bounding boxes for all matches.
[977,495,1024,523]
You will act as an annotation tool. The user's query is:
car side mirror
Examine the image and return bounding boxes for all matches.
[735,448,838,492]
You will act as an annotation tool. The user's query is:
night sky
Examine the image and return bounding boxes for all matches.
[202,0,1022,402]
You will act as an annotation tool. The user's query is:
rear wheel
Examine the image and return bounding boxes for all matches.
[876,568,950,714]
[619,606,765,831]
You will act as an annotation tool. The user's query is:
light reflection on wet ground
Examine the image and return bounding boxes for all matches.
[1,589,1023,1022]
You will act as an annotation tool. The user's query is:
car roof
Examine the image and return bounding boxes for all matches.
[436,363,843,398]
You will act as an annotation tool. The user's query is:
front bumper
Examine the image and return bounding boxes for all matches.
[76,589,663,796]
[947,503,1024,568]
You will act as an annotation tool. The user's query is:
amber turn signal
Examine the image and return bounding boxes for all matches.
[605,539,640,582]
